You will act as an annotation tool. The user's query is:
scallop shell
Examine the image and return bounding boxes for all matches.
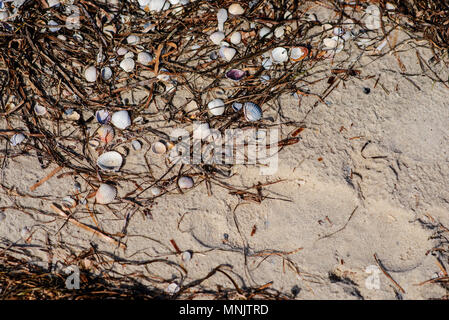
[96,109,111,124]
[219,47,236,62]
[178,176,194,189]
[95,183,117,204]
[228,3,244,15]
[207,98,225,116]
[97,151,123,171]
[10,133,26,146]
[84,66,97,82]
[137,52,153,65]
[243,102,262,122]
[97,125,115,143]
[230,32,241,45]
[225,69,246,81]
[210,31,225,45]
[101,67,113,80]
[151,141,167,154]
[111,110,131,130]
[120,58,135,72]
[290,46,309,61]
[271,47,288,63]
[34,103,47,115]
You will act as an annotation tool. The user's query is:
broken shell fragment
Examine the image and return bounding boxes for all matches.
[225,69,246,81]
[111,110,131,130]
[290,46,309,61]
[96,109,111,124]
[232,102,243,111]
[210,31,225,45]
[84,66,97,82]
[95,183,117,204]
[97,151,123,171]
[207,98,225,116]
[243,102,262,122]
[178,176,194,189]
[10,133,26,146]
[228,3,244,15]
[97,125,115,143]
[151,141,167,154]
[120,58,135,72]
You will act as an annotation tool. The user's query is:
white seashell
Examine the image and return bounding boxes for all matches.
[151,186,162,196]
[96,52,105,64]
[124,51,135,59]
[178,176,194,189]
[151,141,167,154]
[230,32,241,45]
[210,31,225,45]
[61,196,77,210]
[157,68,170,81]
[181,250,192,262]
[274,26,285,38]
[290,47,308,61]
[84,66,97,82]
[323,37,338,49]
[243,102,262,122]
[34,103,47,116]
[47,0,60,7]
[117,47,128,56]
[193,123,211,140]
[259,27,272,39]
[48,20,61,32]
[137,52,153,65]
[127,35,140,45]
[169,0,180,4]
[10,133,26,146]
[228,3,244,15]
[96,109,111,124]
[95,183,117,204]
[57,35,67,41]
[343,19,354,30]
[97,151,123,171]
[217,8,228,32]
[120,58,135,72]
[261,57,272,70]
[166,282,180,294]
[271,47,288,63]
[111,110,131,129]
[97,125,115,143]
[219,47,236,62]
[132,140,142,150]
[232,102,243,111]
[333,27,344,36]
[207,98,225,116]
[101,67,113,80]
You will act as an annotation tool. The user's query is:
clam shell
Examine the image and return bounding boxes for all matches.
[271,47,288,63]
[230,31,241,45]
[95,109,111,124]
[228,3,244,15]
[178,176,194,189]
[137,52,153,65]
[151,141,167,154]
[84,66,97,82]
[243,102,262,122]
[117,47,128,56]
[97,125,115,143]
[290,46,309,61]
[210,31,225,45]
[225,69,246,81]
[97,151,123,171]
[120,58,135,72]
[34,103,47,115]
[95,183,117,204]
[10,133,26,146]
[111,110,131,130]
[219,47,236,62]
[101,67,113,80]
[207,98,225,116]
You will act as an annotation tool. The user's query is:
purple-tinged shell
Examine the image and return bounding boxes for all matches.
[243,102,262,122]
[225,69,246,81]
[96,109,111,124]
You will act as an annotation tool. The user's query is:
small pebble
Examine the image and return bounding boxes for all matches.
[363,87,371,94]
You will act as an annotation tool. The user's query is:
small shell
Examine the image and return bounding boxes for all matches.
[10,133,26,146]
[61,196,77,210]
[34,103,47,116]
[243,102,262,122]
[146,0,170,12]
[230,32,241,45]
[137,52,153,65]
[271,47,288,63]
[207,98,225,116]
[259,27,272,39]
[219,47,236,62]
[117,47,128,56]
[96,109,111,124]
[261,57,272,69]
[151,141,167,154]
[274,26,285,38]
[150,186,162,196]
[48,20,61,32]
[132,140,142,150]
[290,46,309,61]
[97,151,123,171]
[232,102,243,111]
[228,3,244,15]
[157,68,170,82]
[225,69,246,81]
[97,125,115,143]
[84,66,97,82]
[103,24,116,37]
[120,58,135,72]
[178,176,194,189]
[166,282,180,294]
[210,31,225,45]
[124,51,135,59]
[95,183,117,204]
[217,8,228,32]
[101,67,113,80]
[111,110,131,130]
[182,250,192,262]
[127,35,140,45]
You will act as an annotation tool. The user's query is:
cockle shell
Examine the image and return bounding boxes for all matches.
[120,58,135,72]
[178,176,194,189]
[84,66,97,82]
[97,151,123,171]
[290,46,309,61]
[10,133,26,146]
[96,109,111,124]
[207,98,225,116]
[97,125,115,143]
[230,32,241,45]
[95,183,117,204]
[243,102,262,122]
[228,3,244,15]
[151,141,167,154]
[137,52,153,65]
[271,47,288,63]
[111,110,131,129]
[219,47,236,61]
[34,103,47,115]
[225,69,246,81]
[210,31,225,45]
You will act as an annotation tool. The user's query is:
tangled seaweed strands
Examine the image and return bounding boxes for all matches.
[0,0,448,299]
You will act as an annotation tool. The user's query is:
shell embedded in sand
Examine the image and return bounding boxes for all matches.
[290,46,309,61]
[137,52,153,65]
[259,27,272,39]
[151,141,167,154]
[97,125,115,143]
[178,176,194,189]
[228,3,244,15]
[274,26,285,38]
[97,151,123,171]
[10,133,26,146]
[182,250,192,262]
[145,0,171,12]
[84,66,97,82]
[95,183,117,204]
[111,110,131,130]
[230,32,241,45]
[210,31,225,45]
[243,102,262,122]
[207,98,225,116]
[120,58,135,72]
[232,102,243,112]
[271,47,288,63]
[117,47,128,56]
